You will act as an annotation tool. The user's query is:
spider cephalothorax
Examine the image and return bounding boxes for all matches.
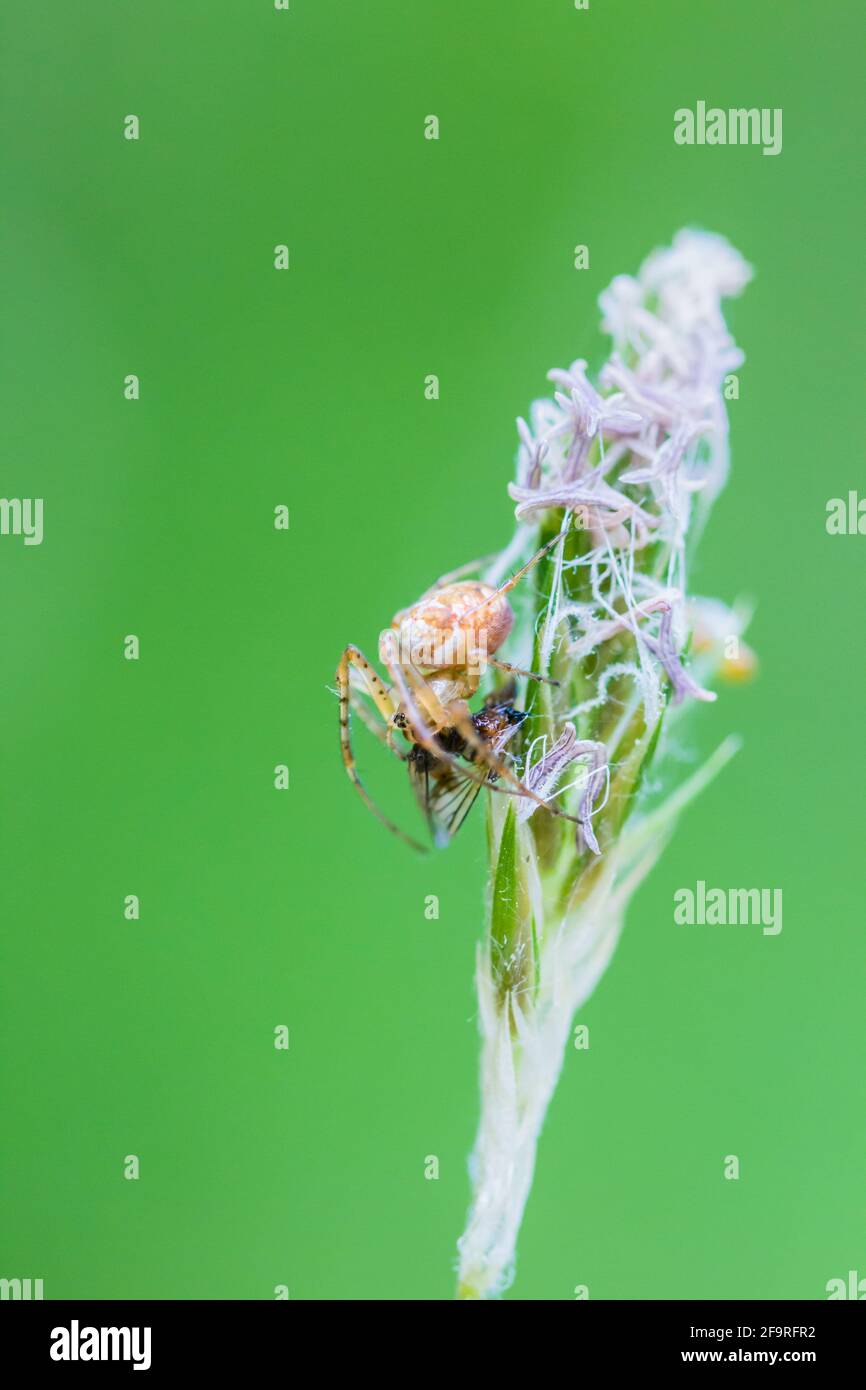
[336,529,579,850]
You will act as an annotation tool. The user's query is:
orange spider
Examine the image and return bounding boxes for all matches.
[336,529,580,850]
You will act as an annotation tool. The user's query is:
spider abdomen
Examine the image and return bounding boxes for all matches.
[389,582,513,672]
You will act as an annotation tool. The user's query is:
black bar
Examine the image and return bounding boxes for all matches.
[2,1298,862,1373]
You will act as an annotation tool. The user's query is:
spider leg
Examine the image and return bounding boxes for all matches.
[348,664,410,758]
[350,687,408,760]
[488,656,560,687]
[464,523,572,618]
[382,654,521,798]
[388,658,582,829]
[336,645,426,852]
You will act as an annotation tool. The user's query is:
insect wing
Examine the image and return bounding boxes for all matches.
[407,755,483,848]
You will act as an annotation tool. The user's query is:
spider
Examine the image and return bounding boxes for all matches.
[336,527,583,851]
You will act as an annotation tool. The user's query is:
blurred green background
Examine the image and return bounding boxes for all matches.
[1,0,863,1301]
